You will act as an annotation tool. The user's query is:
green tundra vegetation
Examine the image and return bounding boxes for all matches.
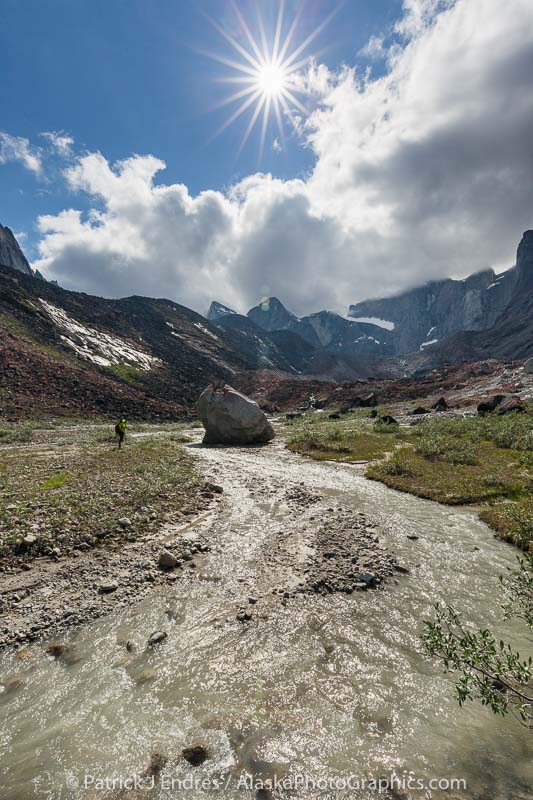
[0,423,201,563]
[286,408,533,550]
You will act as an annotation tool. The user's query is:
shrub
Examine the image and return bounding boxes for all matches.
[373,420,399,434]
[381,450,414,477]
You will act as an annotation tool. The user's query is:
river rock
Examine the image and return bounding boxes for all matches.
[182,744,208,766]
[158,549,179,569]
[147,630,167,647]
[196,385,275,445]
[98,580,118,594]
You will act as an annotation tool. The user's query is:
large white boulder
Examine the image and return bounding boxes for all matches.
[196,385,275,445]
[524,358,533,374]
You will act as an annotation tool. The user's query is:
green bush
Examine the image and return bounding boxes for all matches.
[373,420,399,434]
[380,450,414,477]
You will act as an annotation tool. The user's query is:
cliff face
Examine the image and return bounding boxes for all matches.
[0,225,33,276]
[348,265,519,354]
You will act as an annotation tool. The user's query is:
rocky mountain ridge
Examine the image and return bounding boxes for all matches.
[0,264,305,419]
[348,233,533,354]
[0,224,33,277]
[210,229,532,366]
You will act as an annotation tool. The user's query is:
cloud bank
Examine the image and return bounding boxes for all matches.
[33,0,533,316]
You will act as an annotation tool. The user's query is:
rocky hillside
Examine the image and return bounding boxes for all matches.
[0,264,300,419]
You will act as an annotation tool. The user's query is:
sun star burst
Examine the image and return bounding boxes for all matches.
[204,0,336,158]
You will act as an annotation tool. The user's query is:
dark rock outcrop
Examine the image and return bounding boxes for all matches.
[477,395,506,415]
[432,397,448,412]
[0,225,33,276]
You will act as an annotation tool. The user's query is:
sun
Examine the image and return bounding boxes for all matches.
[256,62,287,97]
[203,1,336,158]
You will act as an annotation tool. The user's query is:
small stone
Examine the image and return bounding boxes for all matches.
[147,630,167,647]
[407,535,419,541]
[358,572,376,587]
[394,565,410,574]
[23,534,36,545]
[205,483,223,494]
[158,549,179,570]
[98,581,118,594]
[248,596,258,604]
[118,517,132,528]
[182,745,208,766]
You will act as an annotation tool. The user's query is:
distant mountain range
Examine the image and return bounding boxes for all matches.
[0,223,530,418]
[210,229,533,366]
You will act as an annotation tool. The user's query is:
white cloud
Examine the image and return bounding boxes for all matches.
[358,35,386,60]
[41,131,75,157]
[0,132,42,175]
[34,0,533,316]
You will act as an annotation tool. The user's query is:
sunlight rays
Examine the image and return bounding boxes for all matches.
[204,1,336,159]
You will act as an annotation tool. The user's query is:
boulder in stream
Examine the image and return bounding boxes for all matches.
[196,385,275,445]
[182,744,209,766]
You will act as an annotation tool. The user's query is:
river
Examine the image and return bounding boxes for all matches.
[0,436,531,799]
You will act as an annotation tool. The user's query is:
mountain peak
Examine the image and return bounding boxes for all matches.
[207,301,237,321]
[247,297,299,332]
[515,229,533,293]
[0,225,33,276]
[516,229,533,270]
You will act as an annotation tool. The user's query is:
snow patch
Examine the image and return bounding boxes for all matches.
[193,322,219,341]
[349,316,395,331]
[426,326,436,337]
[40,300,161,371]
[419,338,439,350]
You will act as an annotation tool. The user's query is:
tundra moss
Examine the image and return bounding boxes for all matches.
[285,408,533,549]
[0,429,202,562]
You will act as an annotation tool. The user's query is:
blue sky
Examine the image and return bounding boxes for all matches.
[1,0,402,257]
[1,0,532,316]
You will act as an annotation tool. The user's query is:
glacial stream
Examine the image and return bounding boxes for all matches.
[0,438,531,799]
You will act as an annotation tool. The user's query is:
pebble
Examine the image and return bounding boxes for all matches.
[98,581,118,594]
[118,518,132,528]
[147,630,168,647]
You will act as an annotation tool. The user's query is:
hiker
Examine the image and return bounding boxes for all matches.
[115,418,127,449]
